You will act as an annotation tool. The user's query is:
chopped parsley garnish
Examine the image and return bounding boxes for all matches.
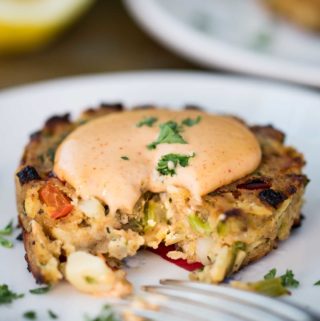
[86,304,120,321]
[121,156,129,160]
[0,284,24,304]
[314,280,320,286]
[48,310,58,319]
[264,268,299,288]
[182,115,202,127]
[0,236,13,248]
[29,285,51,294]
[157,153,195,176]
[23,311,37,320]
[0,219,14,235]
[280,270,300,288]
[136,116,158,128]
[0,220,14,248]
[147,121,187,150]
[264,268,277,280]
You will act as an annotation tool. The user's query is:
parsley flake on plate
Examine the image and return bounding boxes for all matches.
[264,268,277,280]
[0,284,24,304]
[263,268,300,288]
[182,115,202,127]
[280,270,300,288]
[0,220,14,248]
[29,285,51,294]
[0,236,13,248]
[314,280,320,286]
[147,121,186,150]
[121,156,129,160]
[23,311,37,320]
[86,304,120,321]
[0,219,14,235]
[157,153,195,176]
[136,116,158,128]
[48,310,58,319]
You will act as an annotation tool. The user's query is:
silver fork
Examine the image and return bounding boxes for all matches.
[118,279,320,321]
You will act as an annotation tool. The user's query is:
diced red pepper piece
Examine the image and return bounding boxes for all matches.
[39,181,73,219]
[149,243,203,271]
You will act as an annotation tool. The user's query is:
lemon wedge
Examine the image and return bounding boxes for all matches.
[0,0,95,54]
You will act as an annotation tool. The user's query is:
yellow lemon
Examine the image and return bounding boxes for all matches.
[0,0,95,54]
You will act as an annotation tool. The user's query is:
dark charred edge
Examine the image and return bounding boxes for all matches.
[250,125,285,143]
[286,185,297,196]
[258,189,288,208]
[237,178,272,190]
[286,174,310,187]
[224,208,243,218]
[58,253,67,263]
[29,130,42,141]
[45,113,71,129]
[207,187,239,198]
[23,231,45,284]
[47,171,56,178]
[292,213,304,229]
[16,166,41,185]
[184,104,203,111]
[16,232,23,241]
[82,103,124,116]
[132,104,156,110]
[291,156,305,167]
[231,190,241,199]
[99,102,124,110]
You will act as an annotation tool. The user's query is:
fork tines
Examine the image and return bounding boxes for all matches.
[137,279,318,321]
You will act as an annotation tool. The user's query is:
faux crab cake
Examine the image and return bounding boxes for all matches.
[15,104,308,296]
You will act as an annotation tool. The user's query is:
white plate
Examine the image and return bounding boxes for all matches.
[124,0,320,87]
[0,71,319,320]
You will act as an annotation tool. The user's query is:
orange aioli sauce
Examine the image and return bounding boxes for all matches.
[54,109,261,214]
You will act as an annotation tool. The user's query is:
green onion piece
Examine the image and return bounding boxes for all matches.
[231,278,290,297]
[188,213,211,235]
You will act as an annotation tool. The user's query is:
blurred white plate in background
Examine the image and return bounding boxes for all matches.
[124,0,320,87]
[0,71,319,320]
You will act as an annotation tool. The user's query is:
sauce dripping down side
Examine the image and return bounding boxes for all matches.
[54,109,261,214]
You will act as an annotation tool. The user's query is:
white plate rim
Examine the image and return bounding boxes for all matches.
[1,69,319,102]
[124,0,320,88]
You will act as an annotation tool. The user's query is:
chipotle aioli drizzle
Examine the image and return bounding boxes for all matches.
[54,109,261,214]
